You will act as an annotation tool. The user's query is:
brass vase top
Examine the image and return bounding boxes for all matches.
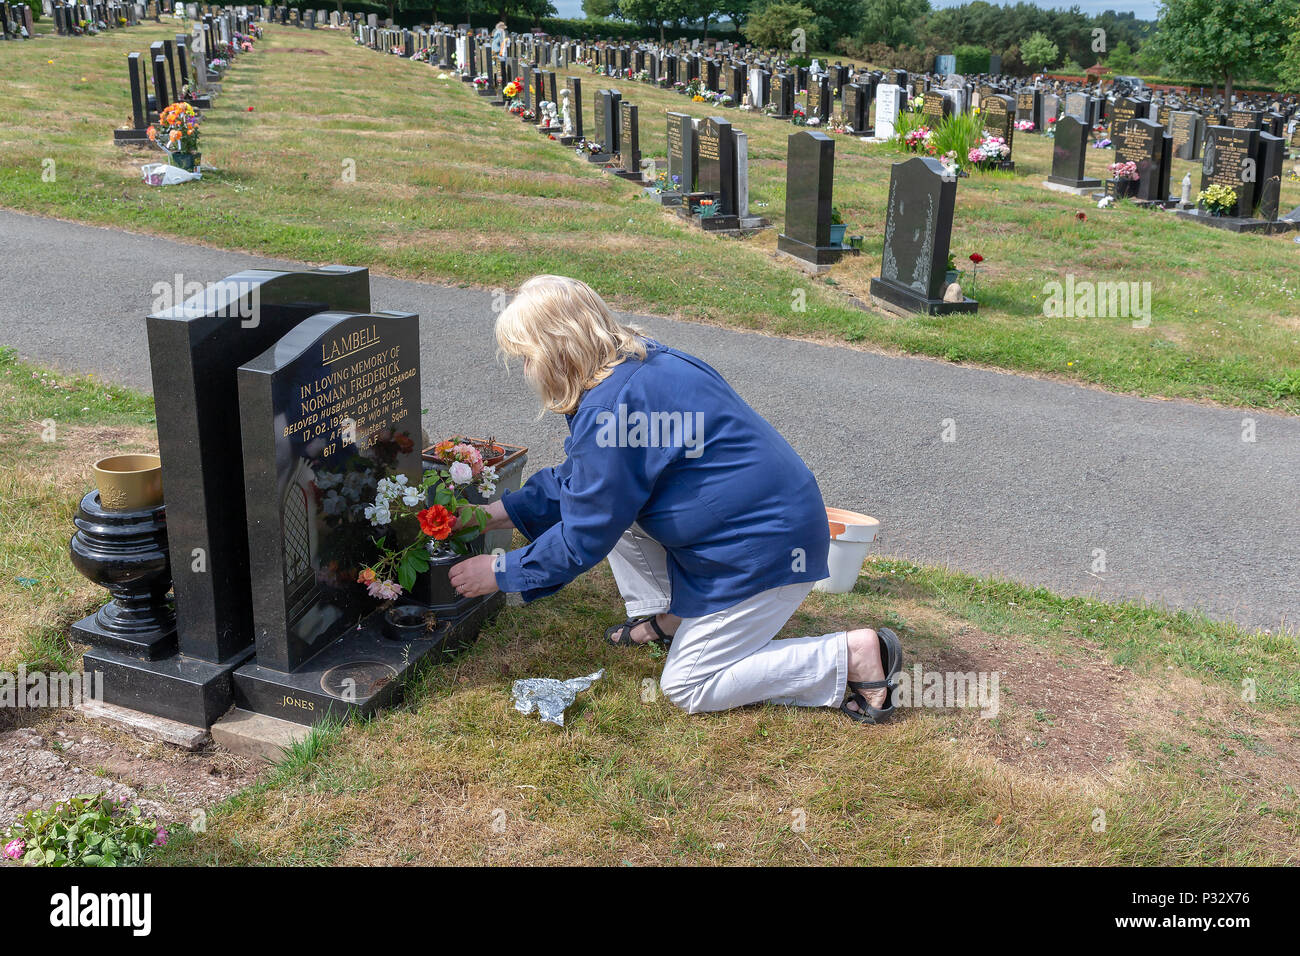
[91,454,163,511]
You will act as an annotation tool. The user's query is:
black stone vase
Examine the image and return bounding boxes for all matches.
[68,491,177,660]
[412,546,478,616]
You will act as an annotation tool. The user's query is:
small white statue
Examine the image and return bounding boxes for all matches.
[561,89,573,136]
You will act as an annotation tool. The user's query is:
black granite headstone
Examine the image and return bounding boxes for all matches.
[81,268,371,727]
[666,111,696,193]
[696,116,737,215]
[1048,115,1101,189]
[1199,125,1259,218]
[870,157,976,315]
[777,131,842,267]
[616,100,641,178]
[237,310,422,672]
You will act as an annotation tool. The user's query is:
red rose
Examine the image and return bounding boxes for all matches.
[969,253,984,264]
[1076,212,1087,221]
[417,505,456,541]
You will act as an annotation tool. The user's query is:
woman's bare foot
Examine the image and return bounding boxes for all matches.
[845,628,889,712]
[629,613,681,644]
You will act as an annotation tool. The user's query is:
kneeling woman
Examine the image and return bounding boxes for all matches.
[448,275,902,723]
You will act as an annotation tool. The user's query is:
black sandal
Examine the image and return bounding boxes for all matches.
[841,627,903,725]
[604,615,674,648]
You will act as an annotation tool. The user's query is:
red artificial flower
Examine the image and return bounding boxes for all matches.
[1076,212,1087,221]
[417,505,456,541]
[969,253,984,264]
[247,106,254,111]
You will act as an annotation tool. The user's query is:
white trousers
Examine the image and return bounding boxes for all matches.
[607,524,848,714]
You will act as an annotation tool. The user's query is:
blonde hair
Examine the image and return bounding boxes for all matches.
[496,275,647,415]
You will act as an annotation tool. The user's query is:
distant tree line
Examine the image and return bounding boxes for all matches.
[306,0,1300,91]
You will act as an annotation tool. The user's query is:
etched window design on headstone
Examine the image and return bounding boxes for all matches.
[282,476,315,624]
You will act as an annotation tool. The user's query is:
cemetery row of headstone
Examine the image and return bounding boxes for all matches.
[351,20,987,313]
[112,9,257,145]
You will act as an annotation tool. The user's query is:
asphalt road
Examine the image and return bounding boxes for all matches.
[2,209,1297,633]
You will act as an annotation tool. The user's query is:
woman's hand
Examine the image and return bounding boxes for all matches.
[449,554,500,598]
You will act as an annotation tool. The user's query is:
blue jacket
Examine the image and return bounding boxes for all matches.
[495,341,830,617]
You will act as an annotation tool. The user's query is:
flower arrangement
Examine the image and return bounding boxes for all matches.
[791,105,806,126]
[358,445,497,598]
[938,150,961,178]
[575,138,604,155]
[1107,160,1139,181]
[654,171,682,194]
[967,133,1011,168]
[502,80,521,101]
[473,75,488,87]
[697,198,717,218]
[1014,119,1035,132]
[1091,137,1112,149]
[1197,183,1238,216]
[904,125,934,154]
[147,101,201,155]
[634,69,650,82]
[826,113,855,134]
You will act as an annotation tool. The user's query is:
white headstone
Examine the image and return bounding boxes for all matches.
[875,84,901,140]
[748,67,764,109]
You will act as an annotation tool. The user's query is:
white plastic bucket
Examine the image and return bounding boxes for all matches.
[814,507,880,593]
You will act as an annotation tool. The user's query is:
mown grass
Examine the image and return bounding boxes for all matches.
[2,343,1297,866]
[152,553,1300,866]
[0,22,1297,413]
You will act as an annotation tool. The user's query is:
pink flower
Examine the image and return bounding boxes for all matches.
[448,461,473,485]
[153,827,168,847]
[366,579,402,600]
[3,839,25,860]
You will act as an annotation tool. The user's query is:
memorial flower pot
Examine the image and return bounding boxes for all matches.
[383,604,438,642]
[91,454,163,512]
[815,507,881,594]
[829,224,847,247]
[1113,178,1134,199]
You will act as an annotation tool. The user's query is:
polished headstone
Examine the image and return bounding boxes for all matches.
[237,310,422,672]
[776,130,841,266]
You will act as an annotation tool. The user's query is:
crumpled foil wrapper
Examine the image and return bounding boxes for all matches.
[511,670,604,727]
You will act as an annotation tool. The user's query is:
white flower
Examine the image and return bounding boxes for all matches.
[449,461,473,485]
[394,474,409,486]
[478,482,496,498]
[322,490,346,516]
[364,503,391,526]
[402,489,423,507]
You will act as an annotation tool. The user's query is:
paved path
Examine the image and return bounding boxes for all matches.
[2,209,1297,633]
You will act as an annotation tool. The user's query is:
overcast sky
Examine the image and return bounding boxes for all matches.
[549,1,1161,22]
